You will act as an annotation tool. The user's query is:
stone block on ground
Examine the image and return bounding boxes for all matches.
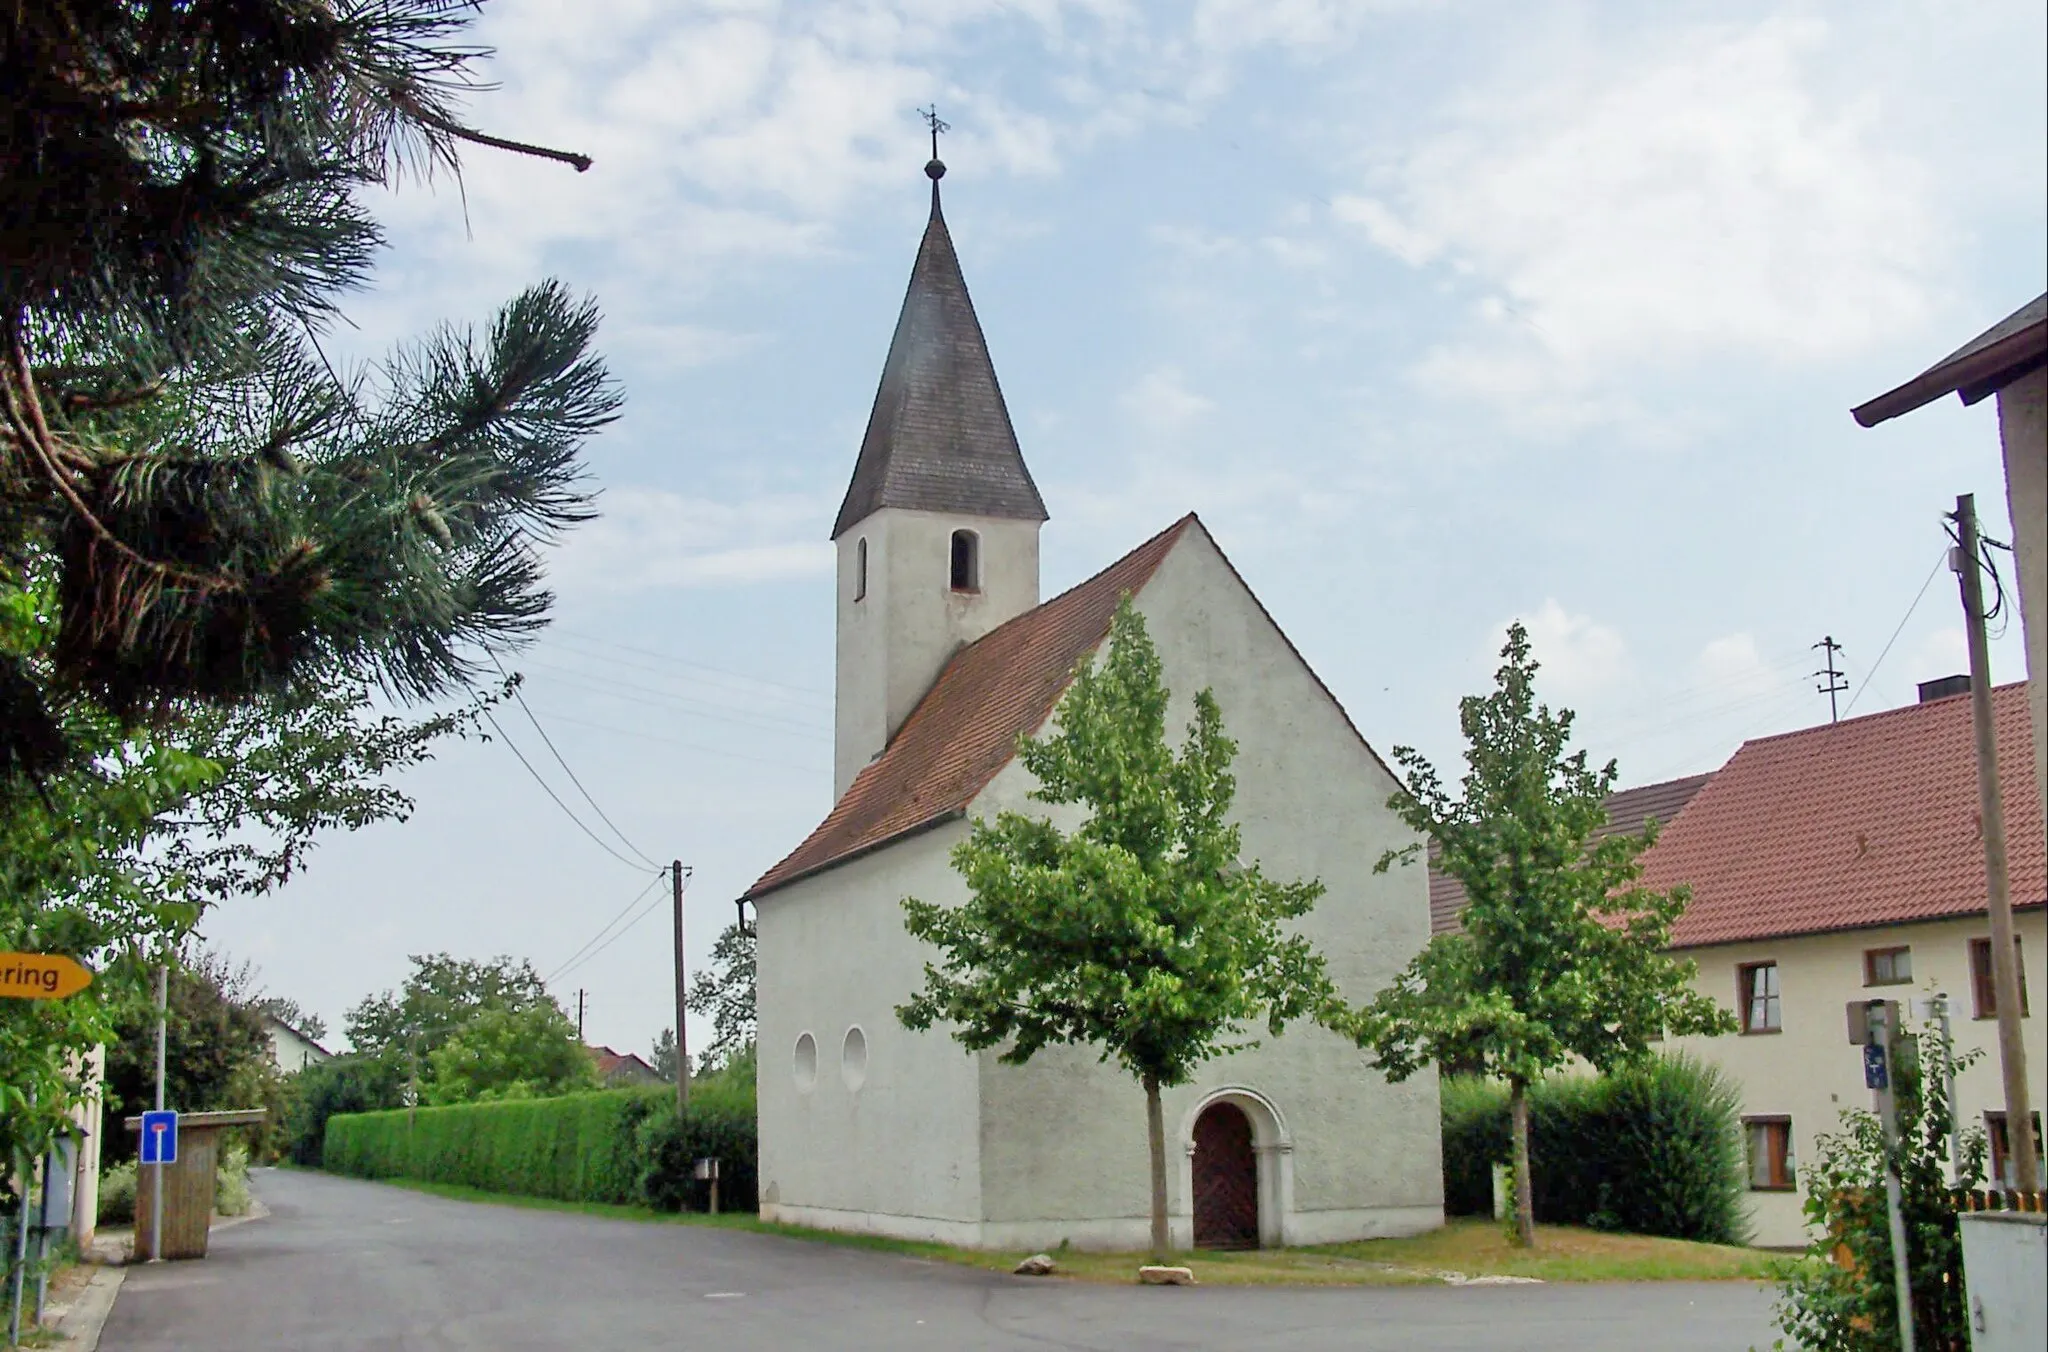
[1138,1265,1196,1285]
[1013,1253,1058,1276]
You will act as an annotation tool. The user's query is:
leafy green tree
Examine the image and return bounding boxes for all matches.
[1351,622,1736,1247]
[898,597,1339,1262]
[1770,1033,1987,1352]
[345,953,551,1061]
[101,950,277,1163]
[685,921,756,1074]
[651,1027,679,1082]
[285,1051,409,1165]
[252,997,327,1046]
[2,0,616,788]
[422,1001,598,1104]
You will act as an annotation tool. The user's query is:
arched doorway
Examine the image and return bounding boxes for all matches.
[1192,1101,1259,1249]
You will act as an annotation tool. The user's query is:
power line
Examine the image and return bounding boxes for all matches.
[519,658,832,739]
[494,658,661,869]
[547,627,832,702]
[1843,548,1949,716]
[482,710,651,871]
[553,875,680,984]
[546,870,667,984]
[526,707,819,774]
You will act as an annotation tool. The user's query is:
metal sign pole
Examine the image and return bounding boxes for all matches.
[1868,1001,1916,1352]
[151,963,166,1264]
[6,1091,30,1348]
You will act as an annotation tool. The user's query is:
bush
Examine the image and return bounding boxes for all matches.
[98,1161,137,1225]
[635,1077,759,1214]
[325,1089,663,1204]
[1439,1054,1748,1244]
[287,1052,407,1165]
[215,1142,253,1217]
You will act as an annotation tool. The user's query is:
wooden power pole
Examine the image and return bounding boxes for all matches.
[1953,493,2038,1194]
[672,860,690,1112]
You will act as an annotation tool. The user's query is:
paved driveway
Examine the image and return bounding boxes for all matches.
[100,1169,1781,1351]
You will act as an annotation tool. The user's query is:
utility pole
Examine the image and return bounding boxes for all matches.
[1812,635,1847,723]
[576,989,586,1043]
[1952,492,2039,1194]
[672,861,690,1112]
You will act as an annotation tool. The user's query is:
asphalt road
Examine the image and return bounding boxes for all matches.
[100,1169,1782,1351]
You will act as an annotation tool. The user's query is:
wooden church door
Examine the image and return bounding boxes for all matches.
[1192,1101,1259,1249]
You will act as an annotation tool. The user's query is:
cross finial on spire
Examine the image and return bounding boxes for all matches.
[919,104,949,182]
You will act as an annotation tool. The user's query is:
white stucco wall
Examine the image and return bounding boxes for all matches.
[1664,911,2048,1247]
[833,507,1041,799]
[753,823,991,1241]
[263,1018,329,1073]
[1997,364,2047,838]
[968,526,1442,1249]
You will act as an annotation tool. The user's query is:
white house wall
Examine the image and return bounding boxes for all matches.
[1664,911,2048,1248]
[1997,364,2047,835]
[753,823,990,1242]
[969,526,1442,1249]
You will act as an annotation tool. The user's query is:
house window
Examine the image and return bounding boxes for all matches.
[854,537,868,602]
[1864,947,1912,986]
[949,529,979,592]
[1745,1118,1795,1190]
[1739,962,1781,1034]
[1986,1111,2044,1190]
[1970,937,2031,1019]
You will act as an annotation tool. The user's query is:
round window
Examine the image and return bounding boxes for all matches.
[792,1032,818,1092]
[841,1026,868,1091]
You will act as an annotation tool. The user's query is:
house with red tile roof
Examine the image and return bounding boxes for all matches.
[1645,678,2046,1245]
[738,161,1439,1252]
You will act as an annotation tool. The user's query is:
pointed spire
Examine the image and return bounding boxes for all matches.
[831,159,1047,539]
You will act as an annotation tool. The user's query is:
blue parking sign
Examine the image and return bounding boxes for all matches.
[140,1110,178,1165]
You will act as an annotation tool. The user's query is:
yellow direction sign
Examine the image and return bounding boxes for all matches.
[0,953,94,1000]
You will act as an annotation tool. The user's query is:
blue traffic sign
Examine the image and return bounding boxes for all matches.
[140,1110,178,1165]
[1863,1043,1889,1091]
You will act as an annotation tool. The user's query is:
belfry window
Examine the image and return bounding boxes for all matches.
[855,537,868,602]
[949,530,979,592]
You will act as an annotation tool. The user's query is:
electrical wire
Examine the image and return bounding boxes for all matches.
[548,627,832,703]
[525,707,819,773]
[553,870,686,984]
[546,870,668,984]
[1842,548,1949,717]
[494,657,662,869]
[482,709,651,871]
[519,658,832,739]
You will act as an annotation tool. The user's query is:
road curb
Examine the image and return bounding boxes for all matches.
[54,1264,125,1352]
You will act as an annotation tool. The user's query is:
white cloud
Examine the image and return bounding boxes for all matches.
[1904,626,1970,686]
[1347,15,1940,412]
[1121,366,1215,432]
[551,486,835,594]
[1513,600,1631,701]
[1694,632,1781,702]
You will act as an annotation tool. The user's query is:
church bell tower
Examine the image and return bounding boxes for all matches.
[831,148,1048,801]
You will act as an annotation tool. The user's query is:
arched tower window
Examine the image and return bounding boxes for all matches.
[854,537,868,601]
[949,529,979,592]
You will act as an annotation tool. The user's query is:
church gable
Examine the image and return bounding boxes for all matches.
[744,515,1193,900]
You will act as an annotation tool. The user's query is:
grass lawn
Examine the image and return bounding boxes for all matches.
[342,1175,1777,1286]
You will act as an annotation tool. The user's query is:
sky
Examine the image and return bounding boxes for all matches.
[198,0,2048,1061]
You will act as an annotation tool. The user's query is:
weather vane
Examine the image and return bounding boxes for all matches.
[919,104,949,180]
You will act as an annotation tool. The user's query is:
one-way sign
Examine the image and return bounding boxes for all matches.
[140,1110,178,1165]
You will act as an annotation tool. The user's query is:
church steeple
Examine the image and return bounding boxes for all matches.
[830,157,1047,540]
[830,151,1048,800]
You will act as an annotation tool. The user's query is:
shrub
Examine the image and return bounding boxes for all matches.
[636,1077,759,1214]
[98,1161,137,1225]
[215,1142,253,1217]
[288,1052,407,1165]
[325,1088,664,1205]
[1439,1054,1748,1244]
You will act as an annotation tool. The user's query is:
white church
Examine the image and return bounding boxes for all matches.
[742,158,1443,1251]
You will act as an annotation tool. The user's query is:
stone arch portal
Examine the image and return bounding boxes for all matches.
[1179,1087,1292,1250]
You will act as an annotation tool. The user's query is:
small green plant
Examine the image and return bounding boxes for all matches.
[1766,1031,1985,1352]
[97,1161,137,1226]
[215,1142,253,1217]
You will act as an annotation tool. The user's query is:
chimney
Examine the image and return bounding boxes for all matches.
[1916,674,1971,703]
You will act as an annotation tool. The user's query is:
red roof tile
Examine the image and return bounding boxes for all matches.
[1639,682,2045,948]
[1428,774,1714,935]
[743,515,1195,900]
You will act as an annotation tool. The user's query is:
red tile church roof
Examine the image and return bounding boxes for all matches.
[742,515,1194,900]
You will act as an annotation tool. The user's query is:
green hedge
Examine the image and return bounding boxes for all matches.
[322,1081,757,1213]
[1439,1053,1749,1245]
